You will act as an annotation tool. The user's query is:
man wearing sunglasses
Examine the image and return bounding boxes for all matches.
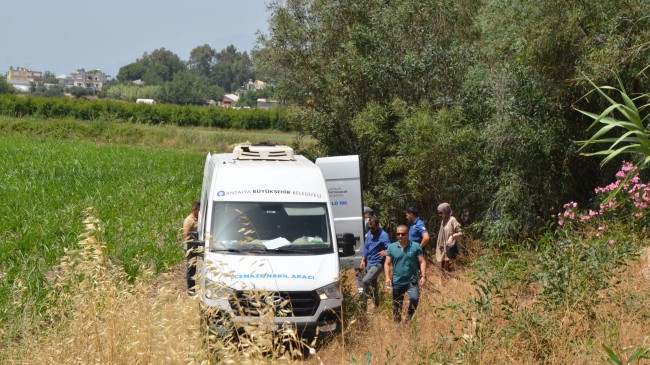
[384,225,426,322]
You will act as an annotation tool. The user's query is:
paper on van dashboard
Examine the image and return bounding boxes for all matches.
[263,237,291,249]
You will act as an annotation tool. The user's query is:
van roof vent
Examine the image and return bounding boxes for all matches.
[233,144,295,160]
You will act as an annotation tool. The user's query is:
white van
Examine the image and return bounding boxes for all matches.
[195,144,363,341]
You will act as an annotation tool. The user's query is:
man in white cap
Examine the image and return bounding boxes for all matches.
[363,206,374,231]
[357,206,380,294]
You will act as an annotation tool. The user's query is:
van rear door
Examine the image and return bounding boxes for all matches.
[315,155,364,269]
[198,153,213,241]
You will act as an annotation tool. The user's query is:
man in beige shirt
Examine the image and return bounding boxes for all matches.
[183,201,200,240]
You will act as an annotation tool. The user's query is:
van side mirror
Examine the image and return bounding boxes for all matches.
[338,233,355,257]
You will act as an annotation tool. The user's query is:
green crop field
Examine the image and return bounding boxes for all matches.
[0,133,202,327]
[0,116,310,341]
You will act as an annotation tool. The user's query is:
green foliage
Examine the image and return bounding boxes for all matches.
[29,82,65,98]
[602,340,650,365]
[67,86,92,99]
[104,83,161,101]
[42,71,58,84]
[531,228,635,316]
[258,0,650,242]
[117,45,253,104]
[210,44,255,92]
[0,94,290,130]
[237,88,276,108]
[0,76,15,94]
[188,44,217,78]
[578,73,650,169]
[117,48,187,85]
[117,62,146,82]
[158,71,220,105]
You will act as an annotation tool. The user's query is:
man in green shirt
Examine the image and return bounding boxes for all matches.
[384,224,427,322]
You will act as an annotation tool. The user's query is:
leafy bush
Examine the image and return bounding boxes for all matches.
[0,94,290,131]
[0,76,15,94]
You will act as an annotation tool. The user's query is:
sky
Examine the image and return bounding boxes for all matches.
[1,0,271,78]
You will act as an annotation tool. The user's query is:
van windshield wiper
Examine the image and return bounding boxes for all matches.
[210,247,243,253]
[270,247,312,254]
[212,248,269,254]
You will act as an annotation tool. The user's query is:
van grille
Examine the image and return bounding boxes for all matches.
[229,291,320,317]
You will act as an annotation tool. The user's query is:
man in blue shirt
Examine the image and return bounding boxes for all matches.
[359,217,390,308]
[384,224,426,322]
[406,206,430,250]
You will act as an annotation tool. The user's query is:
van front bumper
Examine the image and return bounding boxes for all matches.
[200,302,342,341]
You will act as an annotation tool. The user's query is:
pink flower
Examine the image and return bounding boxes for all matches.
[609,239,615,244]
[621,161,635,173]
[558,220,564,226]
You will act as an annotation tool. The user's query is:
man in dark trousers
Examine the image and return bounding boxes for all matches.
[384,224,427,322]
[183,201,200,294]
[359,217,390,309]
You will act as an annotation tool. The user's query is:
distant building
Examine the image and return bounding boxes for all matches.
[221,94,239,108]
[5,66,43,86]
[244,79,269,91]
[136,98,156,105]
[256,98,278,109]
[62,68,110,91]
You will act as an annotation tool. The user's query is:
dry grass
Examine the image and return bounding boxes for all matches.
[308,249,650,365]
[4,208,318,364]
[4,207,202,364]
[307,267,478,365]
[3,209,649,364]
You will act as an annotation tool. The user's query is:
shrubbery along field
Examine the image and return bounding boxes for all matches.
[0,94,290,131]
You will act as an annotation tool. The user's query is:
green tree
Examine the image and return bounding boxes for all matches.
[29,81,65,97]
[117,62,146,82]
[117,48,186,85]
[42,71,58,84]
[158,71,223,105]
[256,0,478,153]
[0,76,15,94]
[237,88,275,108]
[257,0,650,242]
[188,44,217,78]
[68,86,92,99]
[468,0,650,240]
[210,45,254,92]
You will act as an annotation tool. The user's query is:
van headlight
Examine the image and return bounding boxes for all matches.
[205,279,234,300]
[317,283,341,300]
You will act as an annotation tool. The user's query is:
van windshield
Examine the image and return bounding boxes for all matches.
[209,202,333,254]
